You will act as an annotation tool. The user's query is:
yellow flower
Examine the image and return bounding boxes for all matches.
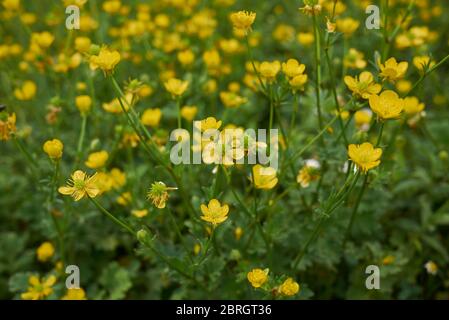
[299,3,322,16]
[348,142,382,173]
[344,71,381,100]
[378,57,408,82]
[336,17,359,37]
[369,90,404,120]
[36,242,55,262]
[382,255,395,265]
[354,109,372,131]
[252,164,278,190]
[102,94,132,114]
[43,139,63,160]
[234,227,243,240]
[0,112,17,141]
[344,48,366,69]
[75,95,92,115]
[117,191,132,206]
[177,49,195,66]
[141,108,162,127]
[296,159,320,188]
[131,209,148,218]
[21,275,57,300]
[2,0,20,11]
[89,47,121,74]
[220,91,247,108]
[109,168,126,189]
[14,80,37,100]
[289,74,308,92]
[61,288,87,300]
[395,79,412,94]
[193,243,201,255]
[230,11,256,33]
[282,59,306,79]
[259,61,281,82]
[164,78,189,97]
[181,105,198,121]
[195,116,222,132]
[279,278,300,296]
[413,55,435,73]
[31,32,54,49]
[102,0,121,13]
[147,181,177,209]
[58,170,100,201]
[403,96,425,115]
[247,268,268,288]
[200,199,229,225]
[297,32,314,46]
[424,261,438,275]
[85,150,109,169]
[74,37,91,53]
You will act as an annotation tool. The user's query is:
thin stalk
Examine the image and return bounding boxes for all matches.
[12,136,38,169]
[76,114,87,164]
[312,14,323,132]
[88,197,135,235]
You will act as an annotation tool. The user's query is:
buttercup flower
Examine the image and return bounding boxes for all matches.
[403,96,425,115]
[200,199,229,225]
[181,105,198,121]
[131,209,149,218]
[344,71,382,99]
[282,59,306,78]
[43,139,63,160]
[14,80,37,100]
[230,11,256,33]
[85,150,109,169]
[247,268,268,288]
[279,278,300,296]
[2,0,20,11]
[369,90,404,120]
[354,109,372,131]
[58,170,100,201]
[61,288,87,300]
[164,78,189,97]
[378,58,408,82]
[147,181,177,209]
[252,164,278,190]
[141,108,162,127]
[413,55,435,73]
[195,116,222,132]
[89,46,121,74]
[0,112,16,140]
[336,17,359,37]
[75,95,92,115]
[296,159,320,188]
[21,275,57,300]
[344,48,367,69]
[424,261,438,275]
[348,142,382,173]
[234,227,243,240]
[36,242,55,262]
[259,61,281,82]
[220,91,247,108]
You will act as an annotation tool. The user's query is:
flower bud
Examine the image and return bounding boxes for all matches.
[43,139,63,160]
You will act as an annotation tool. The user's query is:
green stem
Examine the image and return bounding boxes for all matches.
[292,172,359,270]
[312,14,323,133]
[282,115,338,171]
[324,49,349,146]
[88,197,135,235]
[76,114,87,163]
[12,136,38,169]
[176,97,182,128]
